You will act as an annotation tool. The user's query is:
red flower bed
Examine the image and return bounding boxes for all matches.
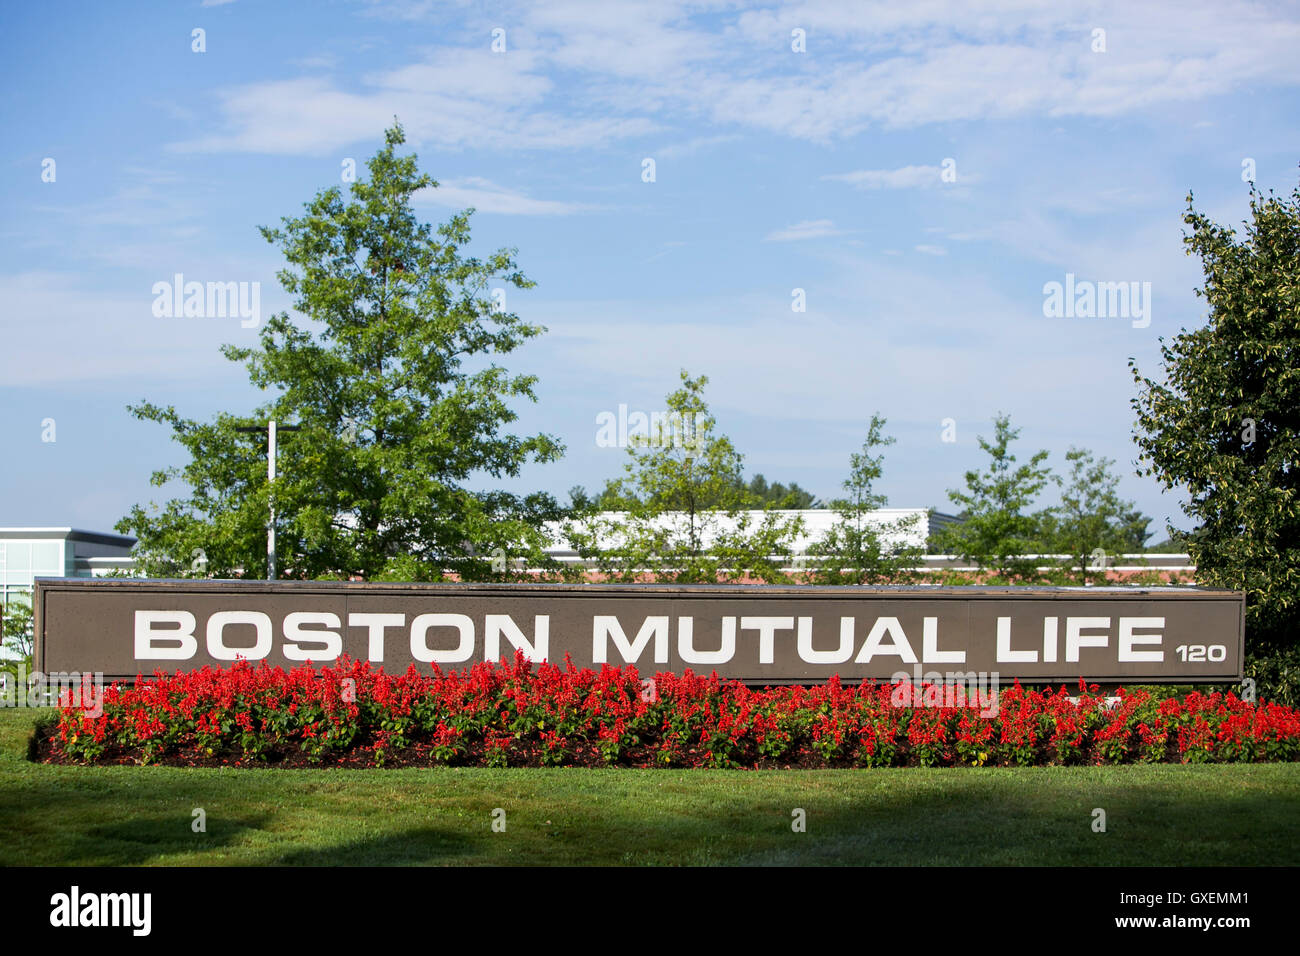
[47,654,1300,768]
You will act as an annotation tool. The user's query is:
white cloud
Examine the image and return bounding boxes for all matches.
[655,134,739,160]
[672,2,1300,138]
[171,55,656,155]
[765,219,844,241]
[30,175,211,269]
[0,273,278,387]
[172,1,1300,155]
[914,244,947,255]
[823,165,944,190]
[292,54,339,70]
[169,77,398,155]
[415,177,590,215]
[357,0,443,21]
[527,1,723,80]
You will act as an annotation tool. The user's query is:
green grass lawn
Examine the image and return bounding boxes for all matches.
[3,708,1299,866]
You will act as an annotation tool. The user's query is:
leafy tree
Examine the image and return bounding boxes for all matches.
[1130,180,1300,700]
[932,414,1054,583]
[806,415,923,584]
[742,474,822,509]
[588,473,821,510]
[574,473,816,512]
[566,371,803,583]
[2,597,34,668]
[1144,536,1179,553]
[1117,507,1154,553]
[566,485,597,514]
[1039,447,1149,585]
[118,122,567,582]
[590,481,636,511]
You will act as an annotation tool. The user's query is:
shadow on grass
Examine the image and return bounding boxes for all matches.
[1,801,273,867]
[0,760,486,866]
[725,768,1300,867]
[77,812,272,866]
[267,827,478,866]
[0,751,275,865]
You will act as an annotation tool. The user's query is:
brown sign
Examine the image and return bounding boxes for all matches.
[34,579,1245,683]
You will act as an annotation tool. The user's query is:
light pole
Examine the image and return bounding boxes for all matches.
[235,420,300,580]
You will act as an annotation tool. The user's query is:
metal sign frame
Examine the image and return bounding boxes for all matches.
[34,579,1246,684]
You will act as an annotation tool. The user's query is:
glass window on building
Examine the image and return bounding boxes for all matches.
[5,543,30,574]
[32,541,62,576]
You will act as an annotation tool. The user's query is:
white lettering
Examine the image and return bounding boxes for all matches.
[995,616,1037,663]
[347,612,405,662]
[1118,616,1165,662]
[484,614,549,663]
[206,610,273,661]
[921,616,964,663]
[854,617,918,664]
[410,613,474,664]
[593,615,668,664]
[677,616,734,664]
[134,610,198,660]
[283,611,342,662]
[796,616,854,664]
[1065,616,1110,662]
[740,616,794,664]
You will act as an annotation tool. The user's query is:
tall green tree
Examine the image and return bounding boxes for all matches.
[742,474,822,509]
[806,415,923,584]
[1040,447,1148,585]
[566,371,802,583]
[1130,180,1300,698]
[1117,507,1153,553]
[932,414,1054,584]
[586,472,821,510]
[2,597,33,666]
[119,122,566,581]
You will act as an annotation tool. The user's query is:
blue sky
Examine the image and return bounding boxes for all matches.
[3,0,1299,540]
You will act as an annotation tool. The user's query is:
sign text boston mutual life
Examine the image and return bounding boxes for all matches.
[34,580,1245,684]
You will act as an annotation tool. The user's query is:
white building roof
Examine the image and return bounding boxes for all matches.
[546,508,947,553]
